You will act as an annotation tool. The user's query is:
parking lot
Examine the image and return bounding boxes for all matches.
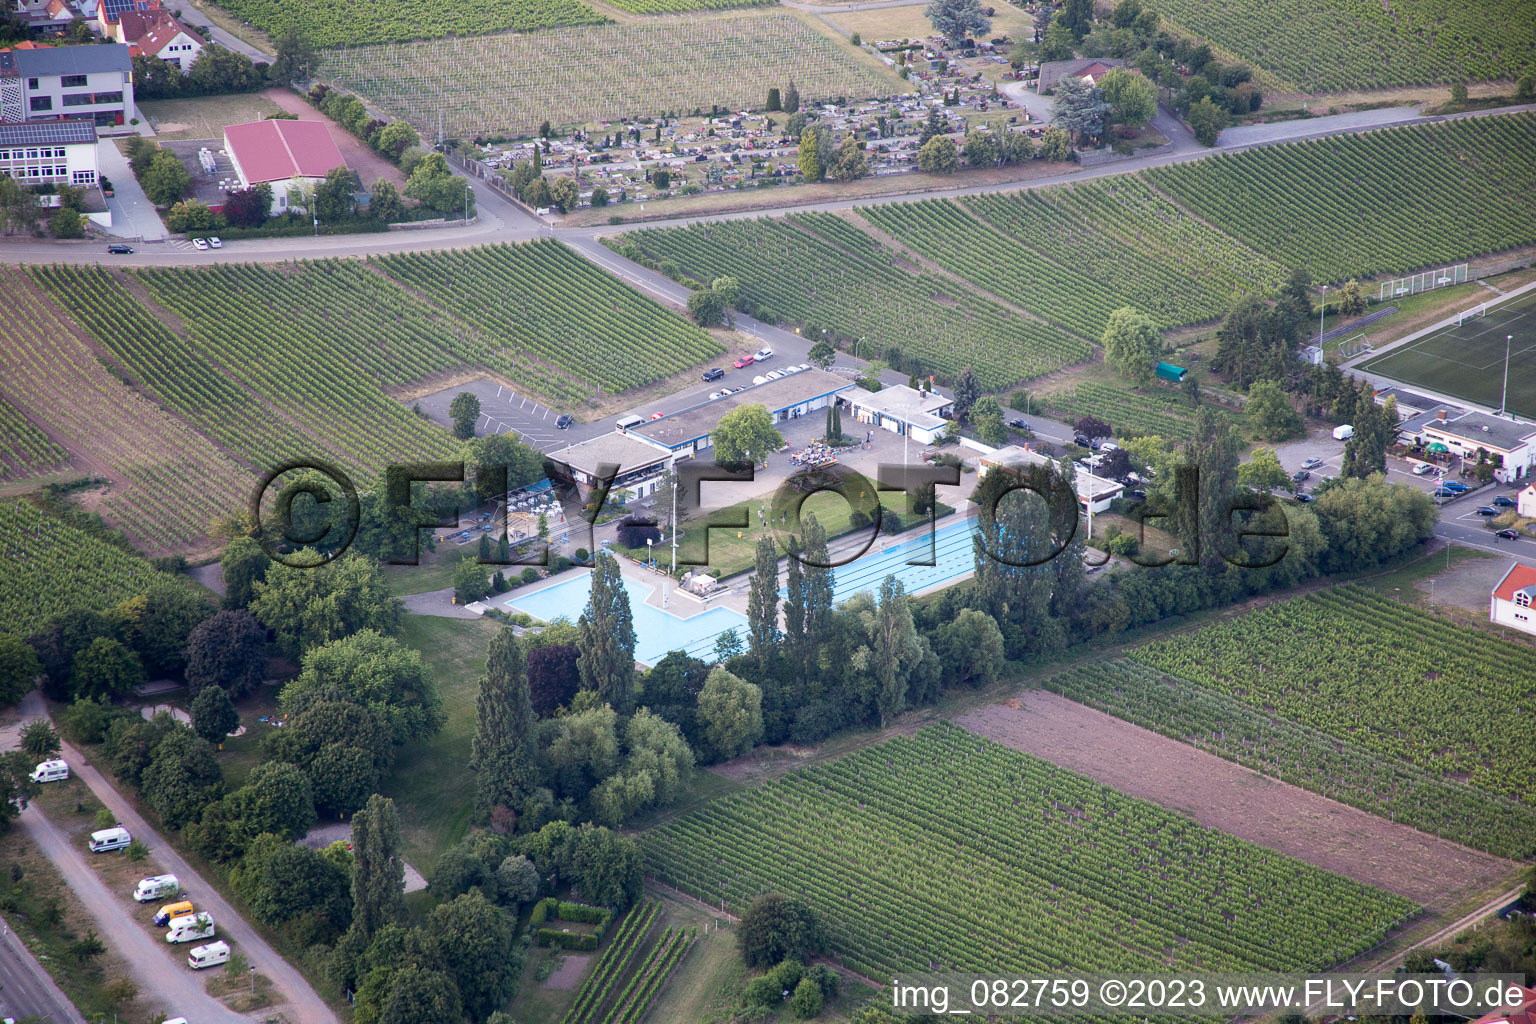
[415,377,574,453]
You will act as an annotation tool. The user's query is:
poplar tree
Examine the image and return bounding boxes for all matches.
[472,627,535,813]
[578,554,637,715]
[350,794,406,942]
[746,537,780,661]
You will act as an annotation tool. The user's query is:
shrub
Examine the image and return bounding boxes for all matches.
[789,976,824,1018]
[743,975,782,1006]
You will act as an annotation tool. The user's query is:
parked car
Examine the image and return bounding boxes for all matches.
[207,237,222,249]
[1476,506,1499,516]
[106,244,133,254]
[1128,488,1147,500]
[1008,418,1030,430]
[1493,495,1516,507]
[733,354,755,369]
[1431,487,1457,497]
[708,391,725,401]
[1412,463,1436,475]
[753,346,773,361]
[1292,470,1310,482]
[192,237,209,251]
[1099,441,1119,452]
[701,367,725,382]
[1073,433,1093,448]
[1293,492,1314,503]
[1301,457,1323,469]
[1496,529,1520,540]
[1442,480,1469,493]
[555,413,575,429]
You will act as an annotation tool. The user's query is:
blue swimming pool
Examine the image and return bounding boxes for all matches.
[499,572,748,666]
[794,515,978,605]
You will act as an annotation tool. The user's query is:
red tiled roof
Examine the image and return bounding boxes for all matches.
[1491,562,1536,603]
[224,119,346,185]
[117,8,202,55]
[1471,987,1536,1024]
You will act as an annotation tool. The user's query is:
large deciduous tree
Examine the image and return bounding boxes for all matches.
[249,553,402,660]
[1098,67,1157,128]
[695,667,763,763]
[1052,76,1108,145]
[1245,379,1303,441]
[711,404,784,468]
[1100,307,1162,386]
[281,630,443,744]
[925,0,990,46]
[190,685,240,745]
[428,890,521,1021]
[738,893,826,969]
[449,391,481,440]
[185,610,267,698]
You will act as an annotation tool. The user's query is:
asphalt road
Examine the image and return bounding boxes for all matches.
[0,913,87,1024]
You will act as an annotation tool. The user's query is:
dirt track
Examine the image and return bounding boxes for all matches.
[955,691,1519,911]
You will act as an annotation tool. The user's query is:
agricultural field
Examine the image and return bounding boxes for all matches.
[1144,113,1536,284]
[645,724,1418,979]
[1041,379,1203,440]
[610,213,1089,388]
[0,500,173,638]
[0,395,67,482]
[0,269,249,552]
[210,0,605,47]
[376,241,724,397]
[1130,585,1536,806]
[961,177,1287,328]
[604,0,773,13]
[1141,0,1536,93]
[320,13,899,140]
[1045,660,1536,859]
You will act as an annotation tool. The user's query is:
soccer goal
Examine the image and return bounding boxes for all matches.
[1336,333,1370,359]
[1457,302,1487,327]
[1379,263,1468,302]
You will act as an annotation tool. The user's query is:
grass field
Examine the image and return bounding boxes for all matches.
[1358,286,1536,419]
[140,92,285,140]
[320,11,901,139]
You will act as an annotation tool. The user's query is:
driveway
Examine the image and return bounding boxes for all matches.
[97,139,167,241]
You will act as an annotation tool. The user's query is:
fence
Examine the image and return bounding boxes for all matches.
[1378,263,1468,301]
[446,150,537,213]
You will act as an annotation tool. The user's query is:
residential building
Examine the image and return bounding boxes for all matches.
[95,0,158,35]
[1413,410,1536,482]
[114,8,203,71]
[1490,562,1536,636]
[1518,483,1536,518]
[15,0,78,35]
[626,369,853,458]
[0,116,98,185]
[1471,986,1536,1024]
[1036,56,1124,93]
[223,118,347,215]
[843,384,954,445]
[0,43,135,128]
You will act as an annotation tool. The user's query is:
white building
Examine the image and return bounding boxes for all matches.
[843,384,954,445]
[1489,562,1536,637]
[627,369,853,458]
[548,431,677,501]
[1518,483,1536,518]
[223,118,347,215]
[0,43,136,129]
[0,116,99,186]
[114,9,204,72]
[1414,411,1536,483]
[977,444,1123,515]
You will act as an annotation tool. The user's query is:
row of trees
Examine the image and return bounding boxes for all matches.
[131,43,265,101]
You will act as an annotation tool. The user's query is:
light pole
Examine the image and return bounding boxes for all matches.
[646,536,653,569]
[1319,284,1326,341]
[670,479,678,573]
[1026,389,1038,418]
[1500,334,1512,415]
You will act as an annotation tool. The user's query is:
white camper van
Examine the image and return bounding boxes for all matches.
[166,912,215,944]
[187,940,230,970]
[134,874,180,903]
[29,759,69,783]
[88,827,131,853]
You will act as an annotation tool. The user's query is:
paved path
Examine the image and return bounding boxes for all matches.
[0,885,87,1024]
[57,736,339,1024]
[96,138,167,241]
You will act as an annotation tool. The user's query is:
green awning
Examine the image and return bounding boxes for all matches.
[1426,442,1450,452]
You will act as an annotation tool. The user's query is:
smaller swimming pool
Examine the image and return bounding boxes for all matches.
[499,571,748,667]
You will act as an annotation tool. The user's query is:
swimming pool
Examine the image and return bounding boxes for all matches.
[499,572,748,667]
[795,515,978,605]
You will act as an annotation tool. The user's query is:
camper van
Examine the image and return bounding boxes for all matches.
[133,874,180,903]
[153,900,196,927]
[88,827,131,853]
[166,912,215,944]
[187,940,230,970]
[28,759,68,783]
[616,414,644,432]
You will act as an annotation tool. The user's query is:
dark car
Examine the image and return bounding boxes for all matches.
[1492,495,1517,507]
[1431,487,1457,497]
[1073,434,1093,448]
[1496,529,1520,540]
[1128,488,1147,500]
[1475,506,1499,516]
[1008,418,1030,430]
[1292,470,1310,482]
[701,367,725,382]
[106,244,134,254]
[1293,492,1314,503]
[555,413,575,429]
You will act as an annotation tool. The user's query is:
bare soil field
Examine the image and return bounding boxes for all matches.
[955,690,1519,911]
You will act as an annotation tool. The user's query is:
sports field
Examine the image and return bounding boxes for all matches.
[1359,287,1536,418]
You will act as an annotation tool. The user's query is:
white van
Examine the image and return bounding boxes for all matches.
[88,827,131,853]
[166,912,215,944]
[187,940,230,970]
[29,759,68,783]
[616,414,644,432]
[133,874,180,903]
[1333,424,1354,440]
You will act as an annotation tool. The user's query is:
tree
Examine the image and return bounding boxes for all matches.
[141,148,191,207]
[50,206,84,239]
[1238,447,1291,493]
[496,854,541,907]
[372,123,418,162]
[1338,278,1366,317]
[70,929,105,964]
[1450,80,1468,104]
[1098,66,1157,128]
[1100,307,1162,385]
[790,977,824,1019]
[116,582,210,678]
[712,404,784,467]
[1036,125,1074,161]
[782,80,800,114]
[696,667,763,762]
[222,185,270,227]
[1517,73,1536,102]
[313,166,356,222]
[590,709,694,824]
[227,761,316,840]
[141,728,224,829]
[828,135,869,182]
[578,554,637,715]
[166,199,221,233]
[687,288,725,327]
[449,391,480,440]
[547,175,578,213]
[0,636,41,708]
[1052,76,1108,145]
[236,834,349,932]
[972,395,1005,445]
[918,107,948,146]
[191,686,240,745]
[472,627,536,815]
[1246,379,1304,441]
[1186,95,1230,146]
[184,610,266,699]
[952,367,982,422]
[766,86,782,111]
[19,720,59,761]
[249,552,403,660]
[429,890,521,1020]
[746,537,780,661]
[864,575,923,728]
[797,129,823,182]
[917,135,959,174]
[1174,405,1241,569]
[220,537,270,611]
[283,630,443,744]
[527,644,580,716]
[1314,473,1434,573]
[405,153,471,215]
[738,893,825,969]
[1039,18,1076,61]
[1074,415,1113,443]
[380,964,462,1024]
[452,556,490,606]
[713,628,743,663]
[963,128,999,167]
[807,339,836,371]
[351,794,407,941]
[924,0,990,46]
[936,607,1006,687]
[69,637,145,702]
[1342,392,1397,481]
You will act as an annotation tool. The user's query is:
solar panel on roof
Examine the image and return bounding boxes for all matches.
[0,120,96,146]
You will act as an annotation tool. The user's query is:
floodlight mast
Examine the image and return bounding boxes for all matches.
[1500,334,1511,416]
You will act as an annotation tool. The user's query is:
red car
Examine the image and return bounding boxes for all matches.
[733,354,755,369]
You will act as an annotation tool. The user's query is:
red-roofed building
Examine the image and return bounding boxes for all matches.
[1470,985,1536,1024]
[1490,562,1536,636]
[223,118,347,215]
[114,9,204,72]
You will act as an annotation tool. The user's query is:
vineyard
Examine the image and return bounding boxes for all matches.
[1130,586,1536,806]
[610,213,1089,388]
[605,0,773,13]
[0,269,249,552]
[1141,0,1536,92]
[1041,379,1203,440]
[559,900,694,1024]
[320,13,899,139]
[960,177,1286,328]
[376,241,723,396]
[1144,113,1536,284]
[646,724,1417,980]
[211,0,605,47]
[0,500,172,639]
[1045,660,1536,859]
[0,395,67,481]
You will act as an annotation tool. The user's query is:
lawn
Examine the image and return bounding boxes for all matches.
[140,93,286,140]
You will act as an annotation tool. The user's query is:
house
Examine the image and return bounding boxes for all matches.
[843,384,954,445]
[0,44,135,128]
[1490,562,1536,637]
[1416,410,1536,483]
[1036,56,1124,94]
[114,9,203,72]
[1518,483,1536,518]
[0,116,99,186]
[1472,986,1536,1024]
[223,118,346,215]
[95,0,158,35]
[14,0,79,35]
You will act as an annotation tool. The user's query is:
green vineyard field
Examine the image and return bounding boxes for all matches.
[211,0,606,48]
[1145,113,1536,284]
[0,394,67,482]
[1041,380,1203,440]
[1045,660,1536,859]
[1130,585,1536,806]
[604,0,772,13]
[611,213,1089,388]
[646,724,1417,980]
